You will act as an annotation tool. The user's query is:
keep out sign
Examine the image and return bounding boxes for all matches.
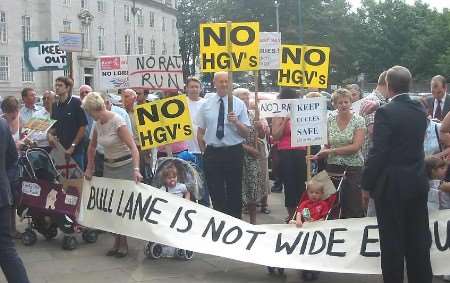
[199,22,260,72]
[278,45,330,89]
[134,95,193,150]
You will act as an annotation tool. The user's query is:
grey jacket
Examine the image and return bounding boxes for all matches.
[0,118,18,208]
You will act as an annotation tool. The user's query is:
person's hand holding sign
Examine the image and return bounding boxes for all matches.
[133,168,143,184]
[227,112,238,124]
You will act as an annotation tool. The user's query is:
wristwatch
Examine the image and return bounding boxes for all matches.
[71,143,76,147]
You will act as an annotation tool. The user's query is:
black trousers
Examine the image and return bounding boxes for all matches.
[278,149,307,208]
[0,206,29,283]
[375,192,432,283]
[204,144,244,219]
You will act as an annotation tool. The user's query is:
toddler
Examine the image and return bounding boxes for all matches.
[295,180,329,227]
[160,165,190,200]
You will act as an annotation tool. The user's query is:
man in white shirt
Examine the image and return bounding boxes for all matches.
[32,90,55,149]
[19,87,43,126]
[185,77,209,206]
[197,72,250,219]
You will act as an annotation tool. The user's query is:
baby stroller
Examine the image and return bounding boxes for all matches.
[144,156,203,260]
[16,148,98,250]
[267,170,346,277]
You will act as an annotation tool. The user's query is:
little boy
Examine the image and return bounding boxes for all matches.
[295,180,329,227]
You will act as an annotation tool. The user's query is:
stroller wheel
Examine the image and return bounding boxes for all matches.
[82,230,98,244]
[277,268,285,276]
[184,250,194,260]
[22,229,37,246]
[44,226,58,240]
[145,242,162,259]
[62,236,78,250]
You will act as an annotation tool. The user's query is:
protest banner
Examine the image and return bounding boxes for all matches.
[128,54,183,91]
[24,41,68,71]
[259,32,281,70]
[278,45,330,89]
[79,176,450,275]
[59,32,83,52]
[258,99,296,118]
[291,98,328,146]
[134,95,193,150]
[199,22,260,72]
[99,56,129,90]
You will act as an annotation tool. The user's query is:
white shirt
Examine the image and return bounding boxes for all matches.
[186,97,205,154]
[197,94,250,147]
[20,105,44,126]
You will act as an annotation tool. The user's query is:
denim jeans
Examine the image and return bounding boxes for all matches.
[0,206,29,283]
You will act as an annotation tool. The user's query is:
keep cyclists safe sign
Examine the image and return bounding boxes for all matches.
[199,22,260,72]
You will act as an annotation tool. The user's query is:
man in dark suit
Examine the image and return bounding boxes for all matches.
[425,75,448,121]
[0,118,30,283]
[362,66,432,283]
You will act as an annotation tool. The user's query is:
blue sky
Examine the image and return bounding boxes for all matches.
[347,0,450,11]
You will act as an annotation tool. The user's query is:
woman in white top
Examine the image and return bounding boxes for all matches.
[83,92,142,258]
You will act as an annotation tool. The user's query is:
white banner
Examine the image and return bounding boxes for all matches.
[79,177,450,275]
[259,32,281,70]
[258,99,296,118]
[99,56,129,90]
[291,98,328,146]
[128,54,183,91]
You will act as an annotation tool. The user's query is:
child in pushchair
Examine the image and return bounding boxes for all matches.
[144,157,202,260]
[17,147,97,250]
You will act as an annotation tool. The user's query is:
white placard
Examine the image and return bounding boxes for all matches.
[291,98,328,146]
[59,32,83,52]
[22,182,41,197]
[258,99,296,118]
[79,177,450,275]
[259,32,281,70]
[99,55,129,90]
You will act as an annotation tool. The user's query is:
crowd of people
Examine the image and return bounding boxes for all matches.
[0,67,448,282]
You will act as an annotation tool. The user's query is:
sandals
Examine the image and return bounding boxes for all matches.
[260,207,271,214]
[115,250,128,258]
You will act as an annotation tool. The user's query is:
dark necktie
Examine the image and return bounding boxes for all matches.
[435,99,443,120]
[216,98,225,139]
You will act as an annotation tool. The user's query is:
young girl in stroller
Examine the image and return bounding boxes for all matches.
[160,165,190,200]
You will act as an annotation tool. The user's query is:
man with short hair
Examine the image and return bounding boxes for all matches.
[363,66,432,283]
[79,85,92,101]
[79,85,94,169]
[135,88,149,105]
[33,90,55,150]
[49,77,88,170]
[197,72,250,218]
[185,77,209,206]
[425,75,449,121]
[20,87,43,125]
[0,118,30,283]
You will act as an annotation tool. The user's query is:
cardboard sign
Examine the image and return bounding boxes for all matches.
[258,99,297,118]
[259,32,281,70]
[24,41,68,71]
[99,56,129,90]
[199,22,260,72]
[128,54,183,91]
[278,45,330,89]
[79,176,450,275]
[134,95,193,150]
[290,98,328,146]
[59,32,83,52]
[22,117,56,143]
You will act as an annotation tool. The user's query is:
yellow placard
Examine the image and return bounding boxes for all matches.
[199,22,260,72]
[278,45,330,89]
[134,95,193,150]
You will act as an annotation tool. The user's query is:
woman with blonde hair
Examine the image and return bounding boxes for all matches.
[83,92,142,258]
[312,88,366,218]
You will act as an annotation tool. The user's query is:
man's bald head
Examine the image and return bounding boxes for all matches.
[79,85,93,101]
[386,66,412,96]
[213,72,229,97]
[122,89,137,111]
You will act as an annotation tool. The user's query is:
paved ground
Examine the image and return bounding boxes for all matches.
[1,192,446,283]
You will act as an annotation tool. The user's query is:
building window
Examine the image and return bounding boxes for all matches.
[137,9,144,26]
[124,5,130,23]
[138,36,144,54]
[98,26,104,51]
[21,57,33,82]
[172,19,176,34]
[97,0,105,12]
[22,16,31,41]
[162,42,167,55]
[64,69,70,77]
[84,67,94,86]
[63,20,71,32]
[0,11,7,44]
[63,0,72,6]
[162,17,166,32]
[81,24,90,50]
[150,39,156,55]
[0,56,9,81]
[125,34,131,55]
[149,11,155,28]
[81,0,88,9]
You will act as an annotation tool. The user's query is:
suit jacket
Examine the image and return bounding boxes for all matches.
[425,94,450,120]
[0,118,18,208]
[362,94,428,200]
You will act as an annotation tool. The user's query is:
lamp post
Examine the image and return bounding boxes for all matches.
[273,0,280,32]
[297,0,304,44]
